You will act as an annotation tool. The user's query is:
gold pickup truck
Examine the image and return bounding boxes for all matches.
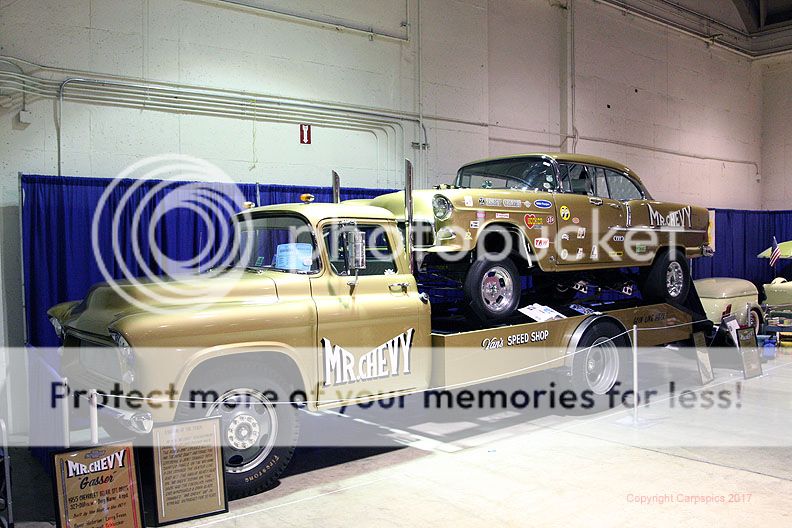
[48,196,699,500]
[365,153,713,322]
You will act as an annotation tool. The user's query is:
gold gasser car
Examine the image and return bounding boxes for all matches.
[368,153,713,321]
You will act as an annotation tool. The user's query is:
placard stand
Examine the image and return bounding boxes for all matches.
[0,419,14,528]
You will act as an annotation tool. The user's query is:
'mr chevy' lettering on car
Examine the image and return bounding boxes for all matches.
[322,329,414,386]
[647,204,692,227]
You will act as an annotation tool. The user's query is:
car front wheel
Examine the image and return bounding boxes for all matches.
[464,256,521,323]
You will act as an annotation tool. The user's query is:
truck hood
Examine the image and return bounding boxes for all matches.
[58,270,284,339]
[365,189,438,221]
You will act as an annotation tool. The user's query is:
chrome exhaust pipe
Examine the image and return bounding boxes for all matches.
[332,170,341,203]
[404,159,414,274]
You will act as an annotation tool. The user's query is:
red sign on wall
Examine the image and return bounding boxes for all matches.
[299,124,312,144]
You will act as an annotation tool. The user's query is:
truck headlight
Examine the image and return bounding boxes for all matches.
[432,195,453,220]
[49,317,64,339]
[110,331,136,385]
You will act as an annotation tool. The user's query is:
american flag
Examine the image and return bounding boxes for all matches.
[770,236,781,268]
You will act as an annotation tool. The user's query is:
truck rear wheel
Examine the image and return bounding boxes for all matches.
[175,367,300,499]
[641,249,691,303]
[464,256,521,323]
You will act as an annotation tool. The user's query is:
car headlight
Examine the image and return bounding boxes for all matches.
[432,195,453,220]
[49,317,64,339]
[110,331,136,385]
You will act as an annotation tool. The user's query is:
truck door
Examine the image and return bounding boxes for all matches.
[310,220,431,407]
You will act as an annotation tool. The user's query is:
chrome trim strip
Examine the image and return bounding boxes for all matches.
[612,226,708,234]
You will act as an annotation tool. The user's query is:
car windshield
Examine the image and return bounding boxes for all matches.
[234,214,319,274]
[455,158,557,191]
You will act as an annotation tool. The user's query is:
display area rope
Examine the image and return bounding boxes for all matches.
[71,317,713,408]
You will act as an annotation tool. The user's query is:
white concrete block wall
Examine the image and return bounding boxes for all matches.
[571,1,762,209]
[0,0,787,358]
[761,56,792,211]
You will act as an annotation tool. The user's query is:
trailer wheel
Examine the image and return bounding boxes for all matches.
[569,318,632,402]
[641,249,690,303]
[175,365,300,499]
[464,256,521,322]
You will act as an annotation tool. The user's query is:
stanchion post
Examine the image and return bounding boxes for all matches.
[89,389,99,445]
[632,324,639,424]
[61,377,70,449]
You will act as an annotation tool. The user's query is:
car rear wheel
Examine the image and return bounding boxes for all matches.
[642,249,691,303]
[464,256,521,323]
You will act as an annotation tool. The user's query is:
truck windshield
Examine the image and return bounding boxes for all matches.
[456,158,557,191]
[234,215,319,274]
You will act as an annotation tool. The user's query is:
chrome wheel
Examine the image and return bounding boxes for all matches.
[584,337,620,395]
[749,309,761,334]
[208,388,279,474]
[666,261,685,298]
[480,266,515,313]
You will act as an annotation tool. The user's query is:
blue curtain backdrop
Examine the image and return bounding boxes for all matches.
[689,209,792,286]
[20,174,792,347]
[21,174,394,347]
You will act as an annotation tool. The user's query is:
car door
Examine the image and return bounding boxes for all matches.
[555,163,603,264]
[310,219,431,407]
[603,169,656,264]
[588,166,627,264]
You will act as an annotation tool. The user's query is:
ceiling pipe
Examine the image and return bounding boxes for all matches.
[592,0,754,58]
[54,76,406,176]
[214,0,409,42]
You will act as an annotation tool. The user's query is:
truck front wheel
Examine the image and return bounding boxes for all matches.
[175,370,300,499]
[464,256,521,323]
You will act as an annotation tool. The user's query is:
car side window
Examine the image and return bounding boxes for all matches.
[558,163,592,195]
[591,167,609,198]
[323,223,398,276]
[605,170,643,201]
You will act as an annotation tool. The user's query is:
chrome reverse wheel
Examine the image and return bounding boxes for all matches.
[641,249,691,303]
[208,388,279,474]
[666,261,685,299]
[481,266,515,313]
[464,256,521,322]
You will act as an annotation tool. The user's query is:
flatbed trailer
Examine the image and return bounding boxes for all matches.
[429,299,700,390]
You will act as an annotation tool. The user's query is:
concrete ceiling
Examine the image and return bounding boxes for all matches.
[600,0,792,56]
[730,0,792,31]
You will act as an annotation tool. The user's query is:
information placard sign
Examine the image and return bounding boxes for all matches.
[151,418,227,525]
[53,442,143,528]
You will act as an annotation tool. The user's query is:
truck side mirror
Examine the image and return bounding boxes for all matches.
[345,229,366,273]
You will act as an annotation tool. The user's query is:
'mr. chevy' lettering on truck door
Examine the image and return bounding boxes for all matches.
[322,329,414,386]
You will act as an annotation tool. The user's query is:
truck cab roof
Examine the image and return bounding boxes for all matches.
[240,201,397,224]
